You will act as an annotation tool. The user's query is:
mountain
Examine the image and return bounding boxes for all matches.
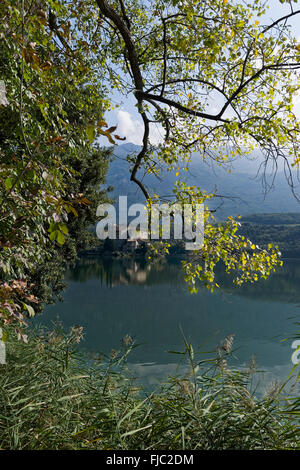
[104,144,300,220]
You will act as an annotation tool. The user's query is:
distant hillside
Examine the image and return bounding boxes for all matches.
[105,143,300,220]
[241,213,300,225]
[240,214,300,257]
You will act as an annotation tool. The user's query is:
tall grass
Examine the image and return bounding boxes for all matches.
[0,325,299,450]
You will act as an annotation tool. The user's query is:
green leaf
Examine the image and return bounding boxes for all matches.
[56,231,66,245]
[0,330,7,342]
[121,424,152,438]
[49,230,57,241]
[5,177,14,190]
[24,303,35,317]
[59,223,69,235]
[86,124,95,143]
[57,393,83,402]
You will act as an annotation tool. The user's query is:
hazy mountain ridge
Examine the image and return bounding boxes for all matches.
[105,144,300,219]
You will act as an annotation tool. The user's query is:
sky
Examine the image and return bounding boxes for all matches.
[100,0,300,147]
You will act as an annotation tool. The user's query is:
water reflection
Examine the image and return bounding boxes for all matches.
[39,256,300,389]
[67,256,181,287]
[67,256,300,304]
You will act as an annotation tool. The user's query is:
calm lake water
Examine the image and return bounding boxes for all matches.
[37,256,300,389]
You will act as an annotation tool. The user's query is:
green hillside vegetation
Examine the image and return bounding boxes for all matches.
[240,214,300,258]
[242,213,300,225]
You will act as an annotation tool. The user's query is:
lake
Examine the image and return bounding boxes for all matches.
[36,256,300,390]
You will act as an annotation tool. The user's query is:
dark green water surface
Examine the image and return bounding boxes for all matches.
[37,256,300,388]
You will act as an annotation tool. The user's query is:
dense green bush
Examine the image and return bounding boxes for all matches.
[0,326,299,450]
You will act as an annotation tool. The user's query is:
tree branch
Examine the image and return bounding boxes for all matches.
[136,91,229,122]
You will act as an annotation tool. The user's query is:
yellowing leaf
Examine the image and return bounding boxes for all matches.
[86,125,95,143]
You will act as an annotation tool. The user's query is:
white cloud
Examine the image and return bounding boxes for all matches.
[117,110,163,146]
[117,110,144,145]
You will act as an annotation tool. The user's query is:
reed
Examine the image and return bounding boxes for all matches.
[0,325,298,450]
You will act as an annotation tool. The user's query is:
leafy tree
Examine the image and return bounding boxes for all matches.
[92,0,300,291]
[0,0,115,329]
[28,143,111,311]
[1,0,300,332]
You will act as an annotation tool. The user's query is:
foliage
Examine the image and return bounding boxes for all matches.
[28,143,111,311]
[0,324,299,450]
[91,0,300,290]
[0,0,113,326]
[1,0,300,327]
